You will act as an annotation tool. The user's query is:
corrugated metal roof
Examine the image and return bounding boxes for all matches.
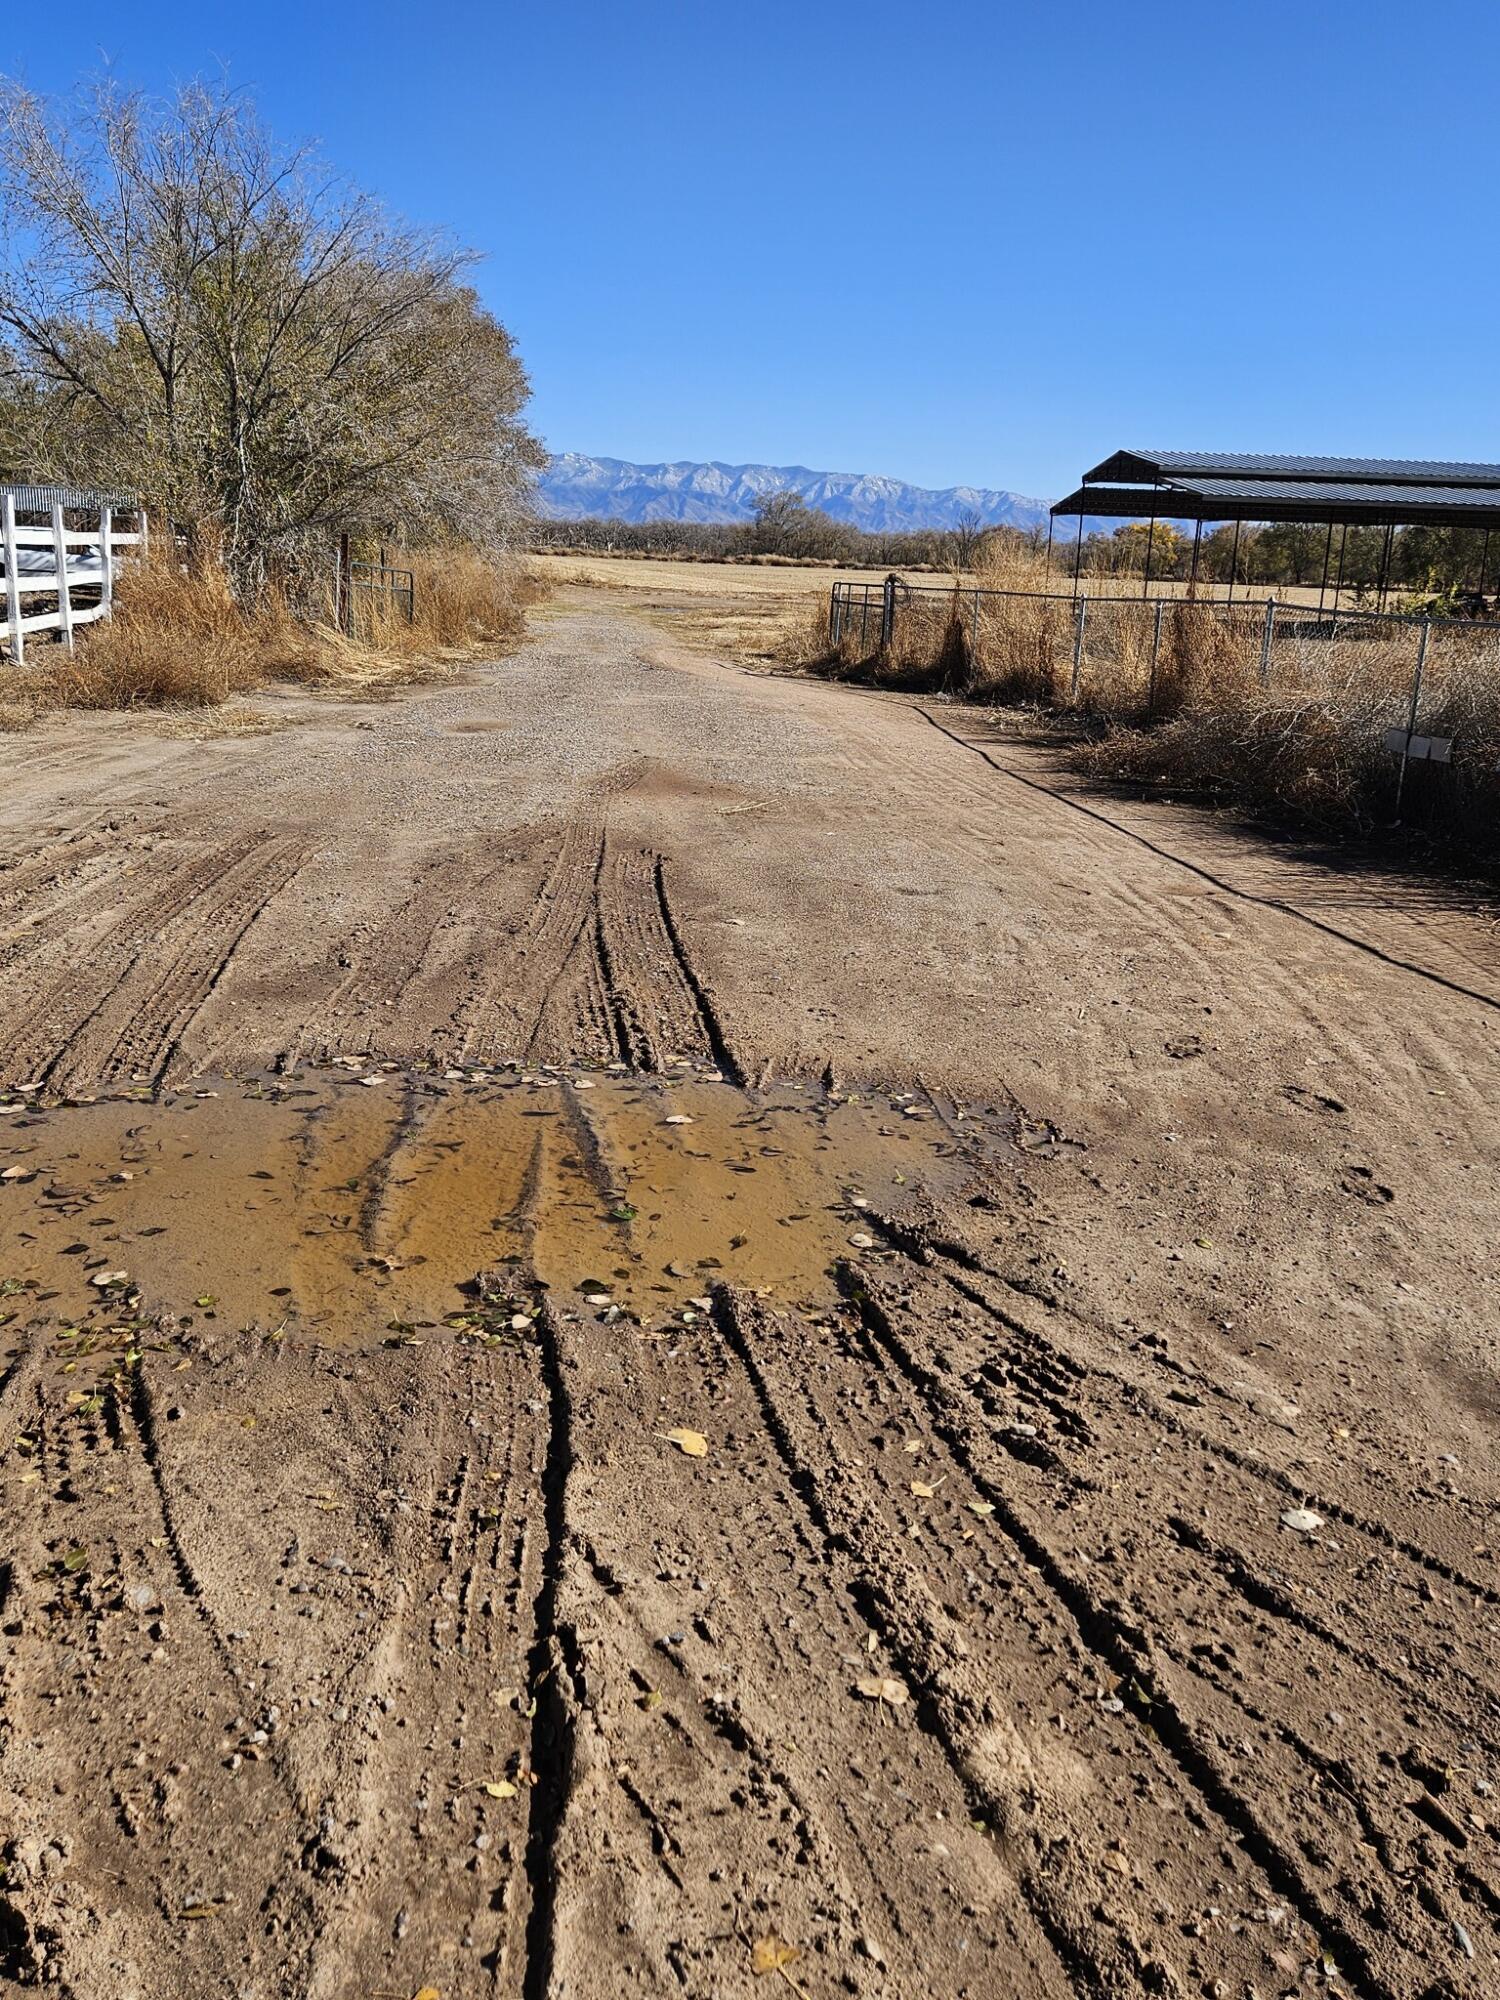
[1,484,138,511]
[1178,477,1500,508]
[1051,479,1500,527]
[1083,449,1500,488]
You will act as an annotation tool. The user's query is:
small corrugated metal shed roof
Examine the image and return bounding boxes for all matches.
[1,484,138,512]
[1083,450,1500,488]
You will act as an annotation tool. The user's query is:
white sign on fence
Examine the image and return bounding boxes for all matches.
[1382,727,1453,764]
[1,487,146,665]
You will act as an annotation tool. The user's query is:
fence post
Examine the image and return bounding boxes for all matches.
[1070,591,1088,703]
[1147,597,1165,712]
[50,501,75,653]
[1259,596,1276,688]
[880,573,897,652]
[2,493,22,665]
[98,504,114,613]
[828,583,839,647]
[972,587,982,665]
[1393,618,1430,822]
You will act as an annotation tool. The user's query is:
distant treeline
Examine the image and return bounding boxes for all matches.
[530,489,1031,569]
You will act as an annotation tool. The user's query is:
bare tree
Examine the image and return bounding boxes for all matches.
[0,76,542,594]
[941,507,989,573]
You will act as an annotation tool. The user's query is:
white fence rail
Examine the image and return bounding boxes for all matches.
[1,490,147,663]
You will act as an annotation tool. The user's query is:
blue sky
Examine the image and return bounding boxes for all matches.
[5,2,1497,499]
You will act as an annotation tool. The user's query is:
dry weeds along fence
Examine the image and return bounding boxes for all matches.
[825,576,1500,848]
[0,541,533,719]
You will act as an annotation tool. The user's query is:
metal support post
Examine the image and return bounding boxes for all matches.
[1259,597,1276,687]
[1393,618,1430,821]
[1071,592,1088,703]
[1147,597,1165,711]
[880,573,897,652]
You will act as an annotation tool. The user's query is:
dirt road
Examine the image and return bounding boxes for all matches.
[2,589,1496,1998]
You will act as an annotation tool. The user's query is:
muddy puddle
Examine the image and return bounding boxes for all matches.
[0,1061,1012,1354]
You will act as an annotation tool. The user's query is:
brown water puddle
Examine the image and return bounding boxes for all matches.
[0,1064,1010,1350]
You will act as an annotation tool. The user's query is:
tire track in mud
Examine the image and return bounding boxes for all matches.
[515,1274,1075,1987]
[824,1225,1497,1998]
[0,1344,321,1993]
[890,1214,1500,1613]
[705,1286,1273,1999]
[520,823,741,1078]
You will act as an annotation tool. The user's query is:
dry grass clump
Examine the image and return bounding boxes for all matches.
[1082,627,1500,852]
[769,596,840,668]
[355,549,532,655]
[44,551,312,710]
[11,543,534,717]
[1079,685,1401,833]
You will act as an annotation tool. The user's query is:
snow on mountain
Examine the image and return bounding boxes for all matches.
[533,454,1052,534]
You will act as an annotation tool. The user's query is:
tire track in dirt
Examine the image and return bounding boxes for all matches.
[0,831,302,1091]
[913,702,1500,1014]
[891,1213,1500,1612]
[0,1342,321,1993]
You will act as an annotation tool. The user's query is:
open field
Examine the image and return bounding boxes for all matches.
[1,575,1497,1999]
[530,549,1367,613]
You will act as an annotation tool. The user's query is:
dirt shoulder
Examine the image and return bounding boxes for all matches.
[1,588,1495,1998]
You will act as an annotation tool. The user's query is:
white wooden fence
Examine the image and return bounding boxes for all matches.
[1,487,147,664]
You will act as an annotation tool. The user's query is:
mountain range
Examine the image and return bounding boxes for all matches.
[533,453,1052,534]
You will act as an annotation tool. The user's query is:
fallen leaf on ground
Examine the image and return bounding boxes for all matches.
[480,1780,517,1799]
[968,1501,996,1517]
[910,1476,946,1497]
[663,1427,709,1458]
[854,1675,908,1705]
[751,1934,802,1977]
